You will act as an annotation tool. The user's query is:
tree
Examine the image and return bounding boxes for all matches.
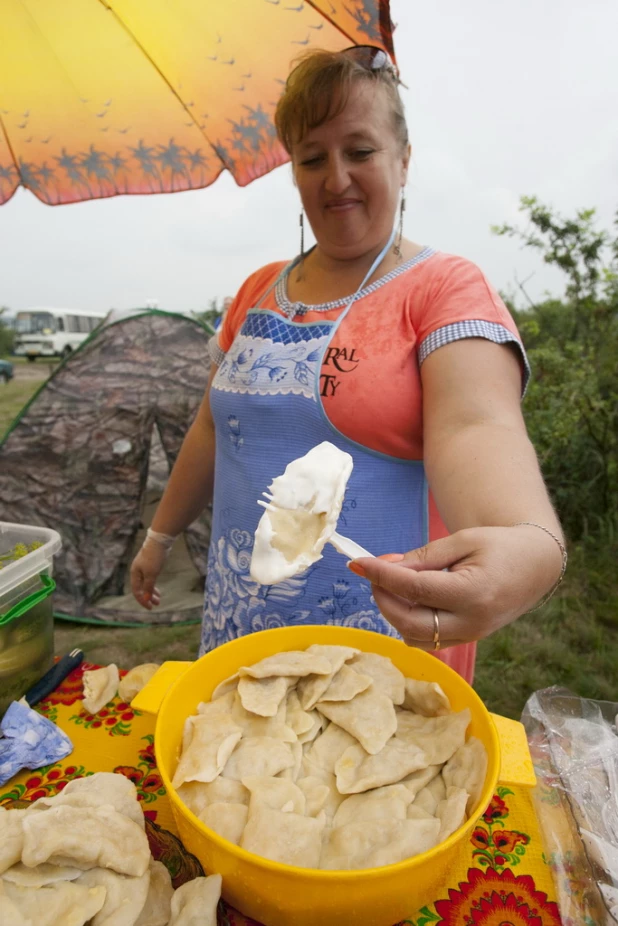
[494,198,618,540]
[0,306,15,356]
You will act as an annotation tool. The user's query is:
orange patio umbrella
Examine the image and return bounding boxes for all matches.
[0,0,395,206]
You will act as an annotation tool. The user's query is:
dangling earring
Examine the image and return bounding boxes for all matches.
[296,210,306,282]
[299,210,305,259]
[394,193,405,261]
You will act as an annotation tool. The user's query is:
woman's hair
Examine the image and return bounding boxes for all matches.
[275,49,409,156]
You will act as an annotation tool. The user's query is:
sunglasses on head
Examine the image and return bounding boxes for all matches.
[340,44,398,78]
[286,44,400,86]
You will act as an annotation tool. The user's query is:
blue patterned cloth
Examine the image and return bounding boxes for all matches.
[0,700,73,786]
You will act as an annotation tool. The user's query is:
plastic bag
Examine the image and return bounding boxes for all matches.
[522,686,618,925]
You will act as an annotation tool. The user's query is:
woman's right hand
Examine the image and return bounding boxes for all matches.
[130,540,165,610]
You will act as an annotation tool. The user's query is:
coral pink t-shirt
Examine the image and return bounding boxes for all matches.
[217,249,526,463]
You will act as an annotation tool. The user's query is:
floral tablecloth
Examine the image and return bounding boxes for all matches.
[0,662,572,925]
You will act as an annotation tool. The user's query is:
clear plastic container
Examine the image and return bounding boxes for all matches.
[0,522,62,716]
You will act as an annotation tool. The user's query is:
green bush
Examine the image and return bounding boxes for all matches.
[494,198,618,541]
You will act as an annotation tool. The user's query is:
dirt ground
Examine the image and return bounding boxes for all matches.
[12,358,58,382]
[54,619,202,670]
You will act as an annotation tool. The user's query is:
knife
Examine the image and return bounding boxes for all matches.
[24,648,84,708]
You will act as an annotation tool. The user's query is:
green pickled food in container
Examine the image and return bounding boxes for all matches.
[0,585,54,717]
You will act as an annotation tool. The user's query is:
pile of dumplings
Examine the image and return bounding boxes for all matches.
[174,645,489,871]
[0,772,222,926]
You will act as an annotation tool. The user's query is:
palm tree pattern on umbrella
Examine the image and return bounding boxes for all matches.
[0,0,394,206]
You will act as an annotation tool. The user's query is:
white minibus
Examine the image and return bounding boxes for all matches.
[13,307,108,361]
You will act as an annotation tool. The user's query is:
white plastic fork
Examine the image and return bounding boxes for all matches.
[257,497,374,561]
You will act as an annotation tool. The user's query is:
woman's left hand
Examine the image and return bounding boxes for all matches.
[348,524,564,649]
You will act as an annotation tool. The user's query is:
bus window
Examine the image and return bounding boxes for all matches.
[15,312,58,334]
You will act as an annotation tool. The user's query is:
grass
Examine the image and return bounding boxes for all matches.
[3,374,617,720]
[475,538,618,716]
[0,378,43,436]
[0,356,57,436]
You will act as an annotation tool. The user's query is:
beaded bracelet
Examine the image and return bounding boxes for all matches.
[513,521,567,611]
[145,527,176,553]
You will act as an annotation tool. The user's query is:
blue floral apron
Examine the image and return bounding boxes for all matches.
[200,235,429,655]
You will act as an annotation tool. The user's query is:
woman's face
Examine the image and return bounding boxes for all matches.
[291,80,410,261]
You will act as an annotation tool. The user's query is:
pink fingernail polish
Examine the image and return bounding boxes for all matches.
[347,562,366,577]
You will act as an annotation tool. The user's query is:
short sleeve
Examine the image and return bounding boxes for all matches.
[214,262,287,356]
[412,254,530,392]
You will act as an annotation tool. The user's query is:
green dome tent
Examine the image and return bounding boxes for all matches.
[0,309,212,625]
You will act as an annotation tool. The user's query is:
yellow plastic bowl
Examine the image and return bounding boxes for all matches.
[136,626,535,926]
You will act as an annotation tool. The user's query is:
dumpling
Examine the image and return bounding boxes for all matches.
[407,804,435,821]
[232,691,296,742]
[118,664,160,703]
[395,709,471,765]
[296,646,359,710]
[297,711,326,745]
[0,809,27,874]
[21,805,150,877]
[285,690,315,736]
[168,874,222,926]
[237,675,291,717]
[402,678,451,716]
[414,775,447,816]
[177,778,249,819]
[238,651,331,679]
[223,737,295,780]
[296,777,331,818]
[277,740,303,782]
[317,665,373,703]
[400,764,442,799]
[30,772,144,829]
[297,759,345,823]
[364,818,441,868]
[0,880,30,926]
[172,715,242,788]
[442,736,488,814]
[75,867,150,926]
[0,879,106,926]
[334,738,427,794]
[181,715,197,755]
[305,644,360,666]
[349,653,405,705]
[135,859,174,926]
[242,776,306,815]
[2,862,83,887]
[241,805,325,868]
[199,803,248,845]
[196,690,235,718]
[82,665,120,715]
[306,723,357,774]
[436,786,469,841]
[316,688,397,755]
[211,673,239,701]
[321,818,439,870]
[332,785,412,828]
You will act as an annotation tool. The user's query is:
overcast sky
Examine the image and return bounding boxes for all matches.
[1,0,616,314]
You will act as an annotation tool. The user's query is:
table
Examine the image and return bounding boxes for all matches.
[1,661,568,925]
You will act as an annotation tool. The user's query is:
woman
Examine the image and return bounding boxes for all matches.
[131,47,565,684]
